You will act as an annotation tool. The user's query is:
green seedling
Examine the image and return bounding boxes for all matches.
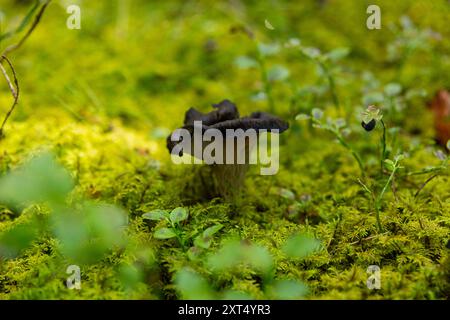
[143,207,189,248]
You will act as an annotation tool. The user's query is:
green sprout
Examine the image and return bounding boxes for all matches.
[143,207,189,248]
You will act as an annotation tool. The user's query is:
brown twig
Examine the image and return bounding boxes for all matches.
[0,55,19,137]
[0,0,51,137]
[0,0,52,59]
[414,174,438,198]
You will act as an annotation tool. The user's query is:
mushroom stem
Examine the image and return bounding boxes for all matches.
[211,163,249,198]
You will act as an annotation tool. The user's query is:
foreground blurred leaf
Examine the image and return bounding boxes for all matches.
[208,240,273,274]
[175,268,214,299]
[282,234,321,259]
[52,203,127,263]
[0,153,73,207]
[268,279,308,299]
[0,222,37,259]
[267,65,290,82]
[234,56,258,69]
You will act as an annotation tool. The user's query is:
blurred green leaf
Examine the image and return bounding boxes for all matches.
[384,83,402,97]
[175,268,214,299]
[269,280,308,299]
[0,222,37,259]
[142,209,168,221]
[170,207,188,224]
[52,203,127,263]
[222,290,253,300]
[118,264,143,290]
[325,47,350,62]
[202,224,223,237]
[384,159,395,171]
[154,227,177,239]
[277,188,295,200]
[282,234,321,259]
[234,56,258,69]
[258,43,279,57]
[264,19,275,30]
[295,114,310,121]
[311,108,324,120]
[244,244,273,274]
[0,0,40,41]
[0,153,74,207]
[267,65,290,82]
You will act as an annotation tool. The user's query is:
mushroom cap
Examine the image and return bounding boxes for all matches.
[167,100,289,155]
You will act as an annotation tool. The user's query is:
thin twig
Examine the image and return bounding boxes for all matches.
[414,174,438,198]
[0,0,51,136]
[0,55,19,137]
[0,0,52,59]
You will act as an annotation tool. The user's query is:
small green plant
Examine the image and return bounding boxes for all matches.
[143,207,189,247]
[297,46,350,113]
[175,233,321,300]
[359,154,405,233]
[143,207,224,253]
[296,108,365,175]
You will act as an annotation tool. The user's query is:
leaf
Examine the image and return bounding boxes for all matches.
[363,92,384,105]
[234,56,258,69]
[282,234,321,259]
[277,188,296,200]
[244,244,273,274]
[295,114,311,121]
[311,108,324,120]
[447,140,450,151]
[194,224,223,249]
[384,83,402,97]
[118,264,143,290]
[0,0,40,42]
[52,203,128,263]
[169,207,188,224]
[142,209,168,221]
[267,65,290,82]
[175,268,215,300]
[325,47,350,62]
[154,227,177,239]
[269,280,308,299]
[203,224,223,237]
[384,159,395,171]
[258,43,280,57]
[264,19,275,30]
[0,222,37,259]
[301,47,321,59]
[0,152,74,207]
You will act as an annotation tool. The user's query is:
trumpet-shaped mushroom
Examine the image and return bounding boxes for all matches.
[167,100,289,198]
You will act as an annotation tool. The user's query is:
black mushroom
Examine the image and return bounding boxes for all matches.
[166,100,289,198]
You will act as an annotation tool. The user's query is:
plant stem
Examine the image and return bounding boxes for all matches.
[318,61,340,113]
[375,163,399,233]
[335,131,365,176]
[380,119,387,173]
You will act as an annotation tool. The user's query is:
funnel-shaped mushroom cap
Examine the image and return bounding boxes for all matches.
[167,100,289,158]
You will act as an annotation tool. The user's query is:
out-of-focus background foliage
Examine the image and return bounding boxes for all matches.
[0,0,449,299]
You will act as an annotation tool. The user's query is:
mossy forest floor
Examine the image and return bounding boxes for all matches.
[0,0,449,299]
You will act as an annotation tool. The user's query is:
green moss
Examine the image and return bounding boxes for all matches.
[0,0,449,300]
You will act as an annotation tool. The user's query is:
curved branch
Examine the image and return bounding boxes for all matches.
[0,55,19,137]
